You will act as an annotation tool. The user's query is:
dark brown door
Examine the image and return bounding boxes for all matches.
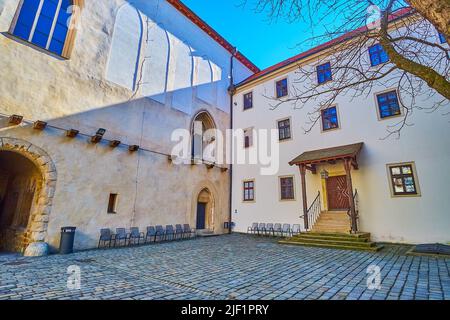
[326,175,350,210]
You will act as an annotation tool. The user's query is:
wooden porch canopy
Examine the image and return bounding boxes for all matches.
[289,142,364,169]
[289,142,364,233]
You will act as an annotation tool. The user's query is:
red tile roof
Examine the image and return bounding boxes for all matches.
[237,7,413,87]
[167,0,260,73]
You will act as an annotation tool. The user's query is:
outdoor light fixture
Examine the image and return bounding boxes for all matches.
[320,169,329,179]
[66,129,79,138]
[96,128,106,136]
[91,128,106,144]
[33,120,47,130]
[129,145,139,152]
[8,114,23,125]
[109,140,121,148]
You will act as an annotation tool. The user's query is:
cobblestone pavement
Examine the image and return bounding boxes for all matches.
[0,234,449,300]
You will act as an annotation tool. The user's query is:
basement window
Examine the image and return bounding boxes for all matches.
[108,194,118,214]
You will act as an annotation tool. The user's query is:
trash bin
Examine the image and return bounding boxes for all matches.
[59,226,76,254]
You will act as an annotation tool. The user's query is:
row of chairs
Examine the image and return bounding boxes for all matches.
[98,224,196,248]
[247,223,301,237]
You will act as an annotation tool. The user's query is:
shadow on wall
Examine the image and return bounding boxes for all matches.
[105,1,231,115]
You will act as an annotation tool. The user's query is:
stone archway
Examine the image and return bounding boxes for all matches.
[190,180,223,234]
[196,188,213,230]
[0,138,56,256]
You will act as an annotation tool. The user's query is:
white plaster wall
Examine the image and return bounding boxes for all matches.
[0,0,253,251]
[232,51,450,244]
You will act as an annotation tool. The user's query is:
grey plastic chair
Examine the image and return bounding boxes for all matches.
[175,224,184,240]
[98,228,114,248]
[183,224,196,239]
[291,224,301,236]
[265,223,274,236]
[145,226,157,243]
[114,228,129,247]
[165,225,175,241]
[129,227,145,245]
[257,223,266,236]
[155,225,165,242]
[281,224,291,237]
[247,222,258,234]
[273,223,282,237]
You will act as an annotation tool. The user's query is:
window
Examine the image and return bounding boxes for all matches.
[388,163,419,196]
[108,193,118,213]
[243,92,253,110]
[11,0,73,56]
[243,180,255,202]
[321,106,339,131]
[438,32,446,44]
[276,78,288,98]
[243,128,253,148]
[280,177,295,200]
[368,43,389,66]
[376,90,401,119]
[317,62,332,84]
[277,118,291,141]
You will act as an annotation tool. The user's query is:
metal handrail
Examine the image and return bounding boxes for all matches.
[301,191,321,231]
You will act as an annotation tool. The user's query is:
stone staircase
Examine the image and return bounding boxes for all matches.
[279,232,383,252]
[279,211,383,252]
[311,211,351,233]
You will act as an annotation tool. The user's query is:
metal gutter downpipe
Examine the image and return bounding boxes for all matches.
[228,47,237,234]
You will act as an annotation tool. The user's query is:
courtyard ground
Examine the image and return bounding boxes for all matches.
[0,234,449,300]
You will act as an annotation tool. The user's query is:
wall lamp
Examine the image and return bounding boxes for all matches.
[109,140,121,148]
[129,145,139,152]
[91,128,106,144]
[8,114,23,125]
[33,120,47,130]
[66,129,79,138]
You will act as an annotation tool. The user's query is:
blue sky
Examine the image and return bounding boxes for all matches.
[182,0,329,70]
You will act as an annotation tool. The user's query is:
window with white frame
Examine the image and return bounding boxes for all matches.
[11,0,73,56]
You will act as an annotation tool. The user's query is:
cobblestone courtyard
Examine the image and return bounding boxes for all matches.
[0,234,449,300]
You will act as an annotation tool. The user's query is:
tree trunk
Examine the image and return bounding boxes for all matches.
[408,0,450,40]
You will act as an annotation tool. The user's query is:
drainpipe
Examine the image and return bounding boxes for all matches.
[228,47,237,234]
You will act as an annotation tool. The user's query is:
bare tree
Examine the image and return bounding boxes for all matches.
[245,0,450,137]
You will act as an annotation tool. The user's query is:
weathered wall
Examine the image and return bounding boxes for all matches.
[0,0,253,251]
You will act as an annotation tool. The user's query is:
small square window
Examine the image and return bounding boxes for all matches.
[277,119,291,141]
[368,43,389,66]
[280,177,295,200]
[243,181,255,202]
[388,163,420,196]
[438,32,446,44]
[244,128,253,148]
[321,106,339,131]
[243,92,253,110]
[317,62,332,84]
[108,193,118,214]
[376,90,401,119]
[276,78,288,98]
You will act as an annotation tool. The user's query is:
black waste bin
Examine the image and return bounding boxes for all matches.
[59,226,76,254]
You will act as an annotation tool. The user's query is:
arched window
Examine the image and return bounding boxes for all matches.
[11,0,76,57]
[191,111,216,161]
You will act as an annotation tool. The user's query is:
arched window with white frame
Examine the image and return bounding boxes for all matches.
[10,0,80,57]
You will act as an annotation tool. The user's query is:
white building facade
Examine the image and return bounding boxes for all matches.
[231,26,450,244]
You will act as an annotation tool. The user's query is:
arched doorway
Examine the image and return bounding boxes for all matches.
[0,138,57,255]
[0,151,42,252]
[191,111,216,162]
[196,188,213,231]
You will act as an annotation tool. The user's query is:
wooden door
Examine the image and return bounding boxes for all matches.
[326,175,350,210]
[196,202,206,230]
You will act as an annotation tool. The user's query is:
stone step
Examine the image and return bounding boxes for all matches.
[288,237,375,247]
[304,232,371,239]
[293,233,370,242]
[313,227,350,232]
[279,240,384,252]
